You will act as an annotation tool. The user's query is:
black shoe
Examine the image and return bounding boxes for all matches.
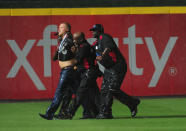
[96,114,113,119]
[54,114,64,119]
[39,113,53,120]
[80,115,95,119]
[130,99,140,118]
[54,114,70,119]
[105,114,113,119]
[64,112,73,120]
[96,114,107,119]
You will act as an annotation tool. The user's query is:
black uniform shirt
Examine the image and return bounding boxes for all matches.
[96,33,126,68]
[75,40,96,70]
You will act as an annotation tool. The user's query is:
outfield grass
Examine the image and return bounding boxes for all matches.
[0,98,186,131]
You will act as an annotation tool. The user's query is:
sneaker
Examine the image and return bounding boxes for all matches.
[39,113,53,120]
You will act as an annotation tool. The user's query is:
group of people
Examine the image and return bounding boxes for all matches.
[39,22,140,120]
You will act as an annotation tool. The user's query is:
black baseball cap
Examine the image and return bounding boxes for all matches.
[89,24,104,32]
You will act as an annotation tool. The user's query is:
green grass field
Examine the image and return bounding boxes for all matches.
[0,98,186,131]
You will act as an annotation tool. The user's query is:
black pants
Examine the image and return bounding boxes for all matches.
[99,62,137,116]
[82,80,100,117]
[57,69,99,118]
[58,85,74,116]
[69,68,100,117]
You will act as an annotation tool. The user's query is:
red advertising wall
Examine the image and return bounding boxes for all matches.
[0,7,186,99]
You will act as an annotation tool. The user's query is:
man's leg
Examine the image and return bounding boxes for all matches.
[88,81,100,117]
[81,80,100,119]
[68,77,88,117]
[39,69,70,120]
[96,73,113,119]
[54,88,73,119]
[81,93,94,119]
[80,69,101,119]
[108,69,140,118]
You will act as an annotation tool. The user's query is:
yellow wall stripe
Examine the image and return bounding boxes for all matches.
[170,7,186,14]
[130,7,170,14]
[0,9,11,16]
[0,7,186,16]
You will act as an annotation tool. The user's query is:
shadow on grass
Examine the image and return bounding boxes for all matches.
[114,115,186,119]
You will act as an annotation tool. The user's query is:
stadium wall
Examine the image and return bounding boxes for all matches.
[0,6,186,99]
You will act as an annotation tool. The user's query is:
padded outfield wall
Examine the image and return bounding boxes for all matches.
[1,6,186,99]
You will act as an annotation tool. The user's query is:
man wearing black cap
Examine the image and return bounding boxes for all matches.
[90,24,141,119]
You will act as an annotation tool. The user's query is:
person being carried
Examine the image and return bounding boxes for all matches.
[39,22,78,120]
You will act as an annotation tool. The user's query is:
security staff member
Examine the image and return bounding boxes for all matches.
[55,34,100,119]
[39,22,78,120]
[60,32,100,119]
[73,33,100,119]
[90,24,140,119]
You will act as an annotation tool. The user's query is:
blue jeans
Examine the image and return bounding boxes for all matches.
[46,67,77,117]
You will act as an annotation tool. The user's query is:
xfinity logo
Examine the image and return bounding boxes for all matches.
[124,25,178,87]
[6,25,178,90]
[6,25,58,90]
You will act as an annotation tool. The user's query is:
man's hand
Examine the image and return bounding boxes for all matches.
[96,56,102,61]
[74,66,77,70]
[71,45,76,53]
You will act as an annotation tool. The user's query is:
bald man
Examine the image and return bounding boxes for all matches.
[59,32,101,119]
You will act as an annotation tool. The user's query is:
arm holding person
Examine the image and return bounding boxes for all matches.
[58,32,86,69]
